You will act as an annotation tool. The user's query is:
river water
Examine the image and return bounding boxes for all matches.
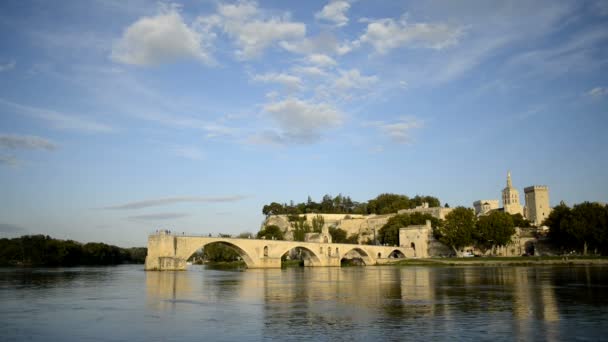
[1,265,607,341]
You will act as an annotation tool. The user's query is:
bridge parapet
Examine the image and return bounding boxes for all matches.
[145,232,408,271]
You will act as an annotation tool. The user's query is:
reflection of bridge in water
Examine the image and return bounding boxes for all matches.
[145,231,411,270]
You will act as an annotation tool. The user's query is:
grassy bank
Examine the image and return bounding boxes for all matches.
[388,256,608,267]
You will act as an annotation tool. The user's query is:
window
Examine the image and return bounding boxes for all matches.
[263,246,268,257]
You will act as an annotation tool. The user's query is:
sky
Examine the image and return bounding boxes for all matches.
[0,0,607,247]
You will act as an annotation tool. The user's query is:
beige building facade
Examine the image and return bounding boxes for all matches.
[502,171,524,215]
[399,220,432,258]
[524,186,551,226]
[473,199,499,216]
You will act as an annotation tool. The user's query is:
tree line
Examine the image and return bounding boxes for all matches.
[544,201,608,255]
[0,235,147,267]
[377,209,521,256]
[262,193,441,216]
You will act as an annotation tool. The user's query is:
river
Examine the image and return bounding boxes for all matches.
[1,265,607,341]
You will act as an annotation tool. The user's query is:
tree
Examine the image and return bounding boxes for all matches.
[435,207,476,257]
[566,202,607,255]
[329,227,348,243]
[475,211,515,254]
[257,225,284,240]
[367,193,411,214]
[510,213,531,228]
[312,215,325,233]
[444,203,450,208]
[203,243,240,262]
[262,202,285,216]
[544,202,573,251]
[289,215,311,242]
[544,202,608,255]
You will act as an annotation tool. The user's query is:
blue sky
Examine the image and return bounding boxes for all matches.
[0,0,607,246]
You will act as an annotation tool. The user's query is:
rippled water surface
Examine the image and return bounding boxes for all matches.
[1,265,607,341]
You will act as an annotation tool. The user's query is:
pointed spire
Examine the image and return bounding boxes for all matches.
[507,171,512,188]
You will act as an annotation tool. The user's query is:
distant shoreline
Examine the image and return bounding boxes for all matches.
[388,256,608,267]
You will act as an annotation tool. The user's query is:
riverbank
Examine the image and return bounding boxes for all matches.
[388,256,608,267]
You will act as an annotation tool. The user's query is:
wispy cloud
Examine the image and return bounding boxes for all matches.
[0,223,26,233]
[356,17,462,54]
[0,61,16,72]
[366,117,424,144]
[0,155,18,166]
[0,98,114,133]
[0,134,57,150]
[170,145,204,160]
[128,212,190,221]
[103,195,248,210]
[587,87,608,98]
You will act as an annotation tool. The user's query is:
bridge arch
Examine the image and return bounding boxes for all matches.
[388,249,406,258]
[181,240,257,268]
[339,247,375,265]
[276,245,323,266]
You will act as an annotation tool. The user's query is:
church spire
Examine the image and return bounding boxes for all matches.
[507,171,512,188]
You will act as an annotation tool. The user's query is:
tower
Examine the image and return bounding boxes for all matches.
[524,186,550,226]
[502,171,523,215]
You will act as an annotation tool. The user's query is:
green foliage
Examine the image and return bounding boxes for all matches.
[0,235,146,267]
[510,213,531,228]
[378,212,439,245]
[545,201,608,255]
[475,211,515,253]
[328,227,348,243]
[290,217,312,242]
[311,215,325,233]
[260,193,441,216]
[203,243,240,262]
[344,234,360,244]
[256,225,284,240]
[435,207,476,256]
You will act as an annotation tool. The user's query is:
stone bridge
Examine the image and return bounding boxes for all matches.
[145,231,412,270]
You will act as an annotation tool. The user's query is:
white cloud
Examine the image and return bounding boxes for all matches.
[334,69,378,90]
[263,97,342,143]
[0,61,15,72]
[587,87,608,98]
[252,72,303,90]
[280,32,351,56]
[357,17,461,54]
[111,5,213,66]
[368,117,423,143]
[0,98,114,133]
[292,65,327,77]
[0,134,56,150]
[315,1,351,27]
[308,53,336,67]
[206,1,306,59]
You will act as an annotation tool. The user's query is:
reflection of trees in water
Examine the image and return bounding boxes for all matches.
[0,268,116,289]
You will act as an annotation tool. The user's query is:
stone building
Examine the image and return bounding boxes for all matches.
[473,200,499,216]
[502,171,524,215]
[399,220,432,258]
[397,202,453,220]
[524,186,551,226]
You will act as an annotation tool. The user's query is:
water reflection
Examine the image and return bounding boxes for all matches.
[4,265,599,342]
